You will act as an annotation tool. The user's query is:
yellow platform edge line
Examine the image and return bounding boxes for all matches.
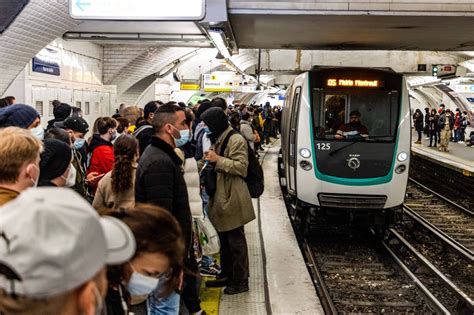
[199,276,221,315]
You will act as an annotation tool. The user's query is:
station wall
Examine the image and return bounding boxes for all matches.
[3,38,117,129]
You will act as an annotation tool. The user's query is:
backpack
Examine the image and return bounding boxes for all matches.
[220,130,264,198]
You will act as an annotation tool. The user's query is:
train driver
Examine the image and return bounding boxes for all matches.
[335,110,369,140]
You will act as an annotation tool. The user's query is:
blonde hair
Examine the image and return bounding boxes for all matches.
[0,127,43,184]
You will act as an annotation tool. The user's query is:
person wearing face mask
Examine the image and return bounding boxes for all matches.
[0,187,136,315]
[38,139,74,187]
[87,117,118,195]
[136,103,205,315]
[93,135,139,210]
[101,205,185,315]
[63,116,90,198]
[335,110,369,140]
[0,127,43,206]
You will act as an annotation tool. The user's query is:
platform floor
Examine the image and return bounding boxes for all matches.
[411,130,474,174]
[199,142,324,315]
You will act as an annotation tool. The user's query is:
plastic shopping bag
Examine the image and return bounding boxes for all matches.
[194,216,220,256]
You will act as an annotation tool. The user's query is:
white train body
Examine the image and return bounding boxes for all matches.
[280,67,411,214]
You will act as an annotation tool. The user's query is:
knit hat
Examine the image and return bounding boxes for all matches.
[0,104,40,129]
[53,103,72,121]
[63,116,89,134]
[201,107,229,138]
[39,139,72,182]
[196,101,212,119]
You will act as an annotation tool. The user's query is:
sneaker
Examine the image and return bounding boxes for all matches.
[200,264,221,277]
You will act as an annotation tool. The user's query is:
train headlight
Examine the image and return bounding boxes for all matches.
[299,148,311,158]
[299,160,312,171]
[397,152,408,162]
[395,164,407,174]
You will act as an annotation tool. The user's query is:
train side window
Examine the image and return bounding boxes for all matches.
[85,102,90,115]
[289,86,302,167]
[323,94,347,136]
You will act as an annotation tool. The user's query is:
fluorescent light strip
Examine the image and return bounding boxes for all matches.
[208,30,231,59]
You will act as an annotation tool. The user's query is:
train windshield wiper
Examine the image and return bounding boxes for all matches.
[328,141,358,156]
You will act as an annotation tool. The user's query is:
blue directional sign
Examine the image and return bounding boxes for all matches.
[32,47,60,76]
[69,0,205,20]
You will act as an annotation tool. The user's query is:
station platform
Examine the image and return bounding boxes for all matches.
[411,130,474,176]
[199,143,324,315]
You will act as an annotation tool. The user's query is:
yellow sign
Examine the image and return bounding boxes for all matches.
[180,83,201,90]
[327,79,379,88]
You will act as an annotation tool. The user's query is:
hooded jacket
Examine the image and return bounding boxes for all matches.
[87,134,115,192]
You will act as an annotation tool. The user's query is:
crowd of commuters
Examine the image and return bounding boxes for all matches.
[0,96,281,314]
[413,105,472,152]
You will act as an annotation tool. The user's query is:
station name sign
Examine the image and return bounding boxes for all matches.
[327,79,380,88]
[69,0,205,20]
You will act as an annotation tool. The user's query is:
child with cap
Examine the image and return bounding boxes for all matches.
[0,187,136,315]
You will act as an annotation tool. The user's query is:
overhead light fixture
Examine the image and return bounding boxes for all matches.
[208,29,231,59]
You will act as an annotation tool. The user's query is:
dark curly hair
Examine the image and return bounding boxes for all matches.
[111,135,138,194]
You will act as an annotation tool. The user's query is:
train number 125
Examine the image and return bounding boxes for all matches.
[316,143,331,150]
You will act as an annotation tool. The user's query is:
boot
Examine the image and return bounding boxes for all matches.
[224,279,249,295]
[205,276,229,288]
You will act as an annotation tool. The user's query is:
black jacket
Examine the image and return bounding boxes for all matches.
[134,121,154,156]
[135,136,192,251]
[438,113,454,130]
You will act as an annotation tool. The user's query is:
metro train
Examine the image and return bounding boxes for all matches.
[279,66,411,231]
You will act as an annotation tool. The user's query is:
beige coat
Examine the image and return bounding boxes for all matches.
[208,127,255,232]
[92,165,137,211]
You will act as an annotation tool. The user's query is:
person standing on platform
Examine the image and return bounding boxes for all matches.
[201,107,255,295]
[428,109,439,148]
[460,111,470,142]
[135,104,204,315]
[423,107,430,138]
[453,109,462,142]
[413,109,423,144]
[438,109,454,152]
[437,104,445,143]
[134,101,161,155]
[0,127,42,206]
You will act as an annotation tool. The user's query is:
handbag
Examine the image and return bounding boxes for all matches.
[194,215,220,256]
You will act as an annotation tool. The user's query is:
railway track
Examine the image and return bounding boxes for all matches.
[404,178,473,261]
[302,230,446,314]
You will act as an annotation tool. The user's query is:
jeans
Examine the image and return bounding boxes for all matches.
[454,128,461,142]
[429,129,437,146]
[148,290,180,315]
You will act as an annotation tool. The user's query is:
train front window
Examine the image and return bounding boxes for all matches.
[313,90,400,142]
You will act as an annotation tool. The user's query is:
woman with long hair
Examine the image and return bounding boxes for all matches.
[102,205,185,315]
[92,134,139,210]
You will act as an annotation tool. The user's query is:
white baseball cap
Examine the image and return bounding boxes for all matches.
[0,187,136,298]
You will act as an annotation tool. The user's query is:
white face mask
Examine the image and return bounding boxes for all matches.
[29,164,40,187]
[31,126,44,140]
[61,165,76,187]
[126,269,160,297]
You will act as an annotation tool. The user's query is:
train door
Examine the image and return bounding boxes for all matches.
[59,89,73,104]
[288,86,302,193]
[45,87,59,121]
[99,92,111,116]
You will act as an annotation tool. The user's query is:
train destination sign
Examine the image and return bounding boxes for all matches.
[69,0,205,20]
[327,79,380,88]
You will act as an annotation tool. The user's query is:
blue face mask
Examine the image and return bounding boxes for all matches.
[74,138,86,150]
[127,271,160,297]
[171,125,190,147]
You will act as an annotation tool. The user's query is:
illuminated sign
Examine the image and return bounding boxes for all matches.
[180,82,201,91]
[69,0,205,20]
[327,79,380,88]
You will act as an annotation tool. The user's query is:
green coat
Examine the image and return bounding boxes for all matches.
[208,127,256,232]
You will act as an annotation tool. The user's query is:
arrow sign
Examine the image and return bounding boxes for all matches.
[76,0,91,12]
[69,0,205,20]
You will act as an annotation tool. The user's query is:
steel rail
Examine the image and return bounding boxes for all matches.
[403,205,473,263]
[408,177,473,216]
[301,239,338,315]
[381,240,450,315]
[388,228,474,312]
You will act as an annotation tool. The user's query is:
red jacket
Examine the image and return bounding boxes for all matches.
[87,134,114,193]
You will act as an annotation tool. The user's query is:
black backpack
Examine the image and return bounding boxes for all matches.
[220,130,264,198]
